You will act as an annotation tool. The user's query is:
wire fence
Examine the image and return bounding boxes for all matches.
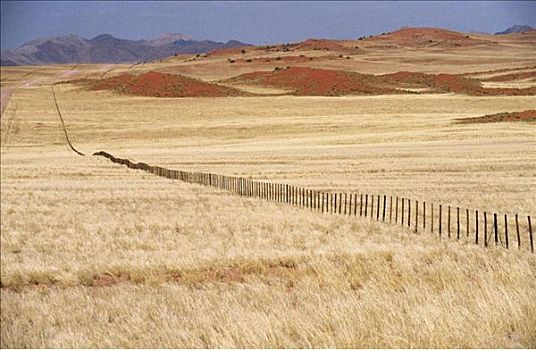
[94,150,534,253]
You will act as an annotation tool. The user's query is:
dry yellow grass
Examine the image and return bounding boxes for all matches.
[1,41,536,347]
[2,149,536,348]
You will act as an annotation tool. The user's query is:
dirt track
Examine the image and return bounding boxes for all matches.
[0,86,14,115]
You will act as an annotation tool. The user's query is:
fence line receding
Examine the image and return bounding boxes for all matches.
[94,151,534,253]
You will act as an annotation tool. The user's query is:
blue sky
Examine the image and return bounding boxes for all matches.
[1,1,535,48]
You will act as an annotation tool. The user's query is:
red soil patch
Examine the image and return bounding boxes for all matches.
[381,71,435,86]
[224,67,536,96]
[83,71,245,97]
[430,74,536,95]
[367,27,492,48]
[224,67,402,96]
[432,74,481,93]
[456,110,536,124]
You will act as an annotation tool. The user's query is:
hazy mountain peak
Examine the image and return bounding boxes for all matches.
[495,25,534,35]
[90,34,117,41]
[22,34,85,47]
[147,33,193,46]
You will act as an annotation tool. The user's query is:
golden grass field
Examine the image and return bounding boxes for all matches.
[1,33,536,347]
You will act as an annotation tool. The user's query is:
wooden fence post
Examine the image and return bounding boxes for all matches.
[348,193,352,215]
[504,214,509,249]
[494,213,498,246]
[408,199,411,227]
[431,203,434,233]
[456,207,460,239]
[360,194,363,217]
[439,204,442,237]
[515,214,520,249]
[339,193,343,215]
[395,197,399,224]
[475,210,479,245]
[376,195,380,221]
[484,212,488,247]
[344,193,348,215]
[423,201,426,229]
[365,194,368,217]
[370,195,374,220]
[415,200,418,233]
[383,195,387,221]
[529,216,533,253]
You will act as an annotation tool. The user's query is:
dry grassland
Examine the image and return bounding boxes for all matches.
[1,48,536,347]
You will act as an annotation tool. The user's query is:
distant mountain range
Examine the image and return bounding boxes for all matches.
[2,25,534,66]
[495,25,534,35]
[0,33,251,66]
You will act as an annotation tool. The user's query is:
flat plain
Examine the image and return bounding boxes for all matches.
[1,28,535,348]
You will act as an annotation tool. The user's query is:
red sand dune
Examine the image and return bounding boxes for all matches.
[432,74,481,93]
[366,27,493,47]
[456,110,536,124]
[380,71,435,86]
[224,67,401,96]
[74,68,535,98]
[225,67,536,96]
[84,71,245,97]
